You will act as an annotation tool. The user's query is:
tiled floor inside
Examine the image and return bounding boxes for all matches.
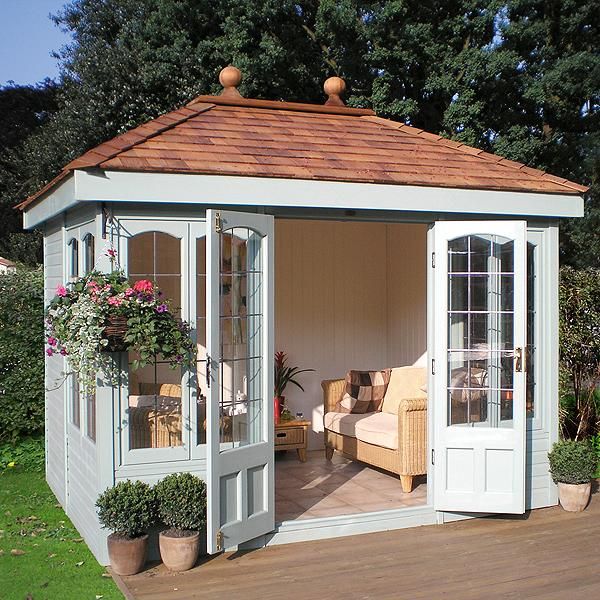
[275,450,427,522]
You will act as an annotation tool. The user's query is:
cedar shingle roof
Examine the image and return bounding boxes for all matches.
[18,94,587,210]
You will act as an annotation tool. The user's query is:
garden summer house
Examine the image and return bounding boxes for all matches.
[18,67,587,565]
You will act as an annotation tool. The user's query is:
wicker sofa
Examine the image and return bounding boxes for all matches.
[321,366,427,493]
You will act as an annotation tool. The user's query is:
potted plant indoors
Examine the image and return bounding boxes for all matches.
[274,351,314,424]
[154,472,207,571]
[548,440,598,512]
[45,268,195,395]
[96,480,156,575]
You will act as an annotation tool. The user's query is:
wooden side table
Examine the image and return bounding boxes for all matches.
[274,419,311,462]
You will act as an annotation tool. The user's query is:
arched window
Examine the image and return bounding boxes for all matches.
[83,233,95,273]
[68,238,79,279]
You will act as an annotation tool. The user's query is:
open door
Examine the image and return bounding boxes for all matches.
[206,209,275,553]
[433,221,527,514]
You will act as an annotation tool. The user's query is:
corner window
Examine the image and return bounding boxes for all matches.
[71,376,80,429]
[68,238,79,279]
[86,392,96,442]
[83,233,95,274]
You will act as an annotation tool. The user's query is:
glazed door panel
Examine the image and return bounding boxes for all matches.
[206,210,274,553]
[433,221,527,514]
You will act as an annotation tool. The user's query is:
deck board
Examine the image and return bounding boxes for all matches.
[119,494,600,600]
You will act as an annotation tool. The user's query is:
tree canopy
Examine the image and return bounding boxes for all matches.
[1,0,598,266]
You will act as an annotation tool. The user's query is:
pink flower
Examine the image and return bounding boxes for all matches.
[46,348,54,356]
[124,288,135,297]
[56,285,67,297]
[107,296,122,307]
[60,348,67,356]
[106,248,117,258]
[133,279,154,294]
[47,336,57,346]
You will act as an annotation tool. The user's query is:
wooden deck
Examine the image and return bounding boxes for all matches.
[116,495,600,600]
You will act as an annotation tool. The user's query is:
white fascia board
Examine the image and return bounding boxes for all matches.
[23,175,77,229]
[75,170,584,218]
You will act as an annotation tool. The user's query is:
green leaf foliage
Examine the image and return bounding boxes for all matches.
[0,267,45,442]
[548,440,598,484]
[0,0,598,267]
[559,266,600,439]
[0,436,45,472]
[154,473,207,532]
[96,480,157,539]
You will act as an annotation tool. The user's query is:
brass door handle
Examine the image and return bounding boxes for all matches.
[515,347,523,372]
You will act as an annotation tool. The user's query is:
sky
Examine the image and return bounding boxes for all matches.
[0,0,72,86]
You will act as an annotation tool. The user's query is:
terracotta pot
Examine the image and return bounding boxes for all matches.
[107,533,148,576]
[557,481,591,512]
[159,530,200,572]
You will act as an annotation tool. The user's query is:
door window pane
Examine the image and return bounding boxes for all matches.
[447,235,515,427]
[219,228,263,451]
[196,237,207,446]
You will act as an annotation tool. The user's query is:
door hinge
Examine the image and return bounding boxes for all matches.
[215,211,223,233]
[216,530,224,552]
[431,252,436,268]
[431,359,436,375]
[431,449,435,465]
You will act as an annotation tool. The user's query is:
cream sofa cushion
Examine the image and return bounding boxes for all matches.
[355,412,398,450]
[381,366,427,415]
[324,412,374,438]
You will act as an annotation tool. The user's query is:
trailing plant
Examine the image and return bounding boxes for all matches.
[0,266,45,442]
[590,434,600,478]
[274,351,314,398]
[96,480,156,539]
[45,267,195,395]
[154,473,207,534]
[548,440,598,485]
[559,266,600,440]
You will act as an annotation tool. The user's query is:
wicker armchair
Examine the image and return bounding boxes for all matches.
[322,367,427,493]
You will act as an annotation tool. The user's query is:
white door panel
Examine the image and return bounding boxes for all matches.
[433,221,526,514]
[206,209,274,553]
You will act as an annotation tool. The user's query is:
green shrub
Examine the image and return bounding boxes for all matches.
[559,267,600,439]
[548,440,598,485]
[154,472,207,532]
[0,436,45,472]
[0,267,44,442]
[96,480,156,539]
[590,434,600,478]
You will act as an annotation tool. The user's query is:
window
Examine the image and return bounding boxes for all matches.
[86,392,96,442]
[72,376,80,429]
[83,233,95,273]
[127,231,183,450]
[68,238,79,279]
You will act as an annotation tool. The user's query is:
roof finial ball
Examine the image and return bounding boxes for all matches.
[219,65,243,98]
[324,76,346,106]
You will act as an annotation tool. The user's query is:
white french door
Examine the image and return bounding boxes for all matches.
[433,221,527,514]
[206,209,275,553]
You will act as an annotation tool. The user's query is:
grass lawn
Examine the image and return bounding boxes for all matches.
[0,468,122,600]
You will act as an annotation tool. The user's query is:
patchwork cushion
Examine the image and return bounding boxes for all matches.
[339,369,391,414]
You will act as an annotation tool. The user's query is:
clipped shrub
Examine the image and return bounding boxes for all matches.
[154,473,207,533]
[96,480,156,539]
[0,267,44,442]
[548,440,598,485]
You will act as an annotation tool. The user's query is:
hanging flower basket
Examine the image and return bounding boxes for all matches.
[103,315,129,352]
[45,269,196,395]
